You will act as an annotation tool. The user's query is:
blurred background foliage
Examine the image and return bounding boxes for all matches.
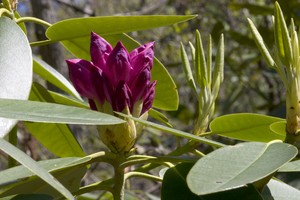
[2,0,300,198]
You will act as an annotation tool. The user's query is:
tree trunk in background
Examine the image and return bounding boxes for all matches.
[30,0,67,92]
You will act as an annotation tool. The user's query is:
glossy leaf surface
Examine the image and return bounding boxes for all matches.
[0,17,32,137]
[46,15,196,41]
[278,160,300,172]
[187,141,297,195]
[262,179,300,200]
[0,98,124,125]
[209,113,285,142]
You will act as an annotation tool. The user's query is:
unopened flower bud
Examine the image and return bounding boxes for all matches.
[66,32,156,153]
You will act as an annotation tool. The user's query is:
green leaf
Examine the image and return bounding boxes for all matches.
[33,56,82,100]
[0,139,75,200]
[186,141,298,195]
[161,163,201,200]
[24,121,85,157]
[0,98,124,125]
[195,30,207,87]
[148,109,172,127]
[274,2,292,66]
[209,113,286,142]
[0,17,32,137]
[269,121,286,136]
[262,179,300,200]
[278,160,300,172]
[56,33,178,111]
[212,34,224,90]
[247,18,275,68]
[180,42,197,95]
[25,83,85,157]
[151,56,179,111]
[48,91,88,109]
[45,15,196,42]
[161,163,263,200]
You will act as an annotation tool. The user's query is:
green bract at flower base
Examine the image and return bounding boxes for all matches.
[180,31,224,135]
[66,32,156,153]
[248,2,300,143]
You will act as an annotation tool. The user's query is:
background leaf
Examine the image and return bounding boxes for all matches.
[278,160,300,172]
[187,141,297,195]
[0,17,33,137]
[0,157,89,198]
[33,56,82,100]
[161,163,202,200]
[209,113,285,142]
[0,139,75,200]
[24,83,85,157]
[161,163,263,200]
[262,179,300,200]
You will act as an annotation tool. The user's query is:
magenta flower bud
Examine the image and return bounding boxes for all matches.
[66,32,156,153]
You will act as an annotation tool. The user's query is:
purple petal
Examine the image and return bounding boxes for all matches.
[88,99,98,111]
[66,59,97,99]
[114,81,132,112]
[130,66,151,102]
[106,42,132,87]
[91,67,114,104]
[90,32,113,70]
[129,42,154,80]
[141,81,156,114]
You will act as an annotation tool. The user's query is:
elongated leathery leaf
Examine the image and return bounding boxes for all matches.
[0,139,75,200]
[262,179,300,200]
[210,113,285,142]
[0,98,124,125]
[162,163,263,200]
[247,18,275,68]
[278,160,300,172]
[0,157,90,198]
[195,30,207,87]
[46,15,196,42]
[0,17,32,137]
[187,141,297,195]
[180,42,197,95]
[274,2,292,66]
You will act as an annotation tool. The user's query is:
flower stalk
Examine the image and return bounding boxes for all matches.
[112,154,127,200]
